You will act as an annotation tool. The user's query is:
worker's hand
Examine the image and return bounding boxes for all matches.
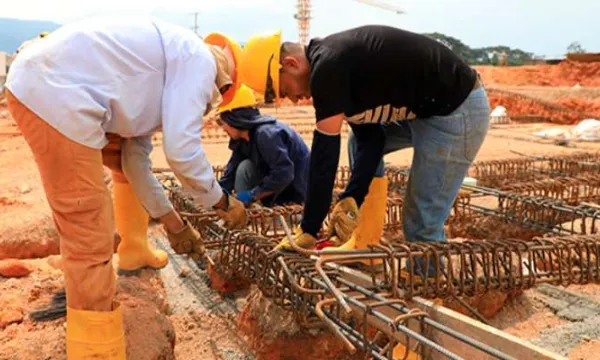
[166,220,202,255]
[235,191,255,207]
[274,226,317,251]
[189,239,206,261]
[327,197,359,243]
[214,193,247,229]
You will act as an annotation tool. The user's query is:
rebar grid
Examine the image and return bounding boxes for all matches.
[163,181,600,360]
[380,164,600,236]
[468,152,600,188]
[374,235,600,299]
[163,182,521,359]
[501,174,600,205]
[157,153,600,360]
[161,158,600,238]
[454,184,600,235]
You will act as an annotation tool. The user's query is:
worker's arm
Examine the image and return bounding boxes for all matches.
[252,126,296,200]
[300,114,344,237]
[300,52,350,237]
[121,135,175,219]
[161,47,224,208]
[339,124,385,206]
[218,141,246,193]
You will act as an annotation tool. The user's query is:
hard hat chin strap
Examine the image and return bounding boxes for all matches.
[208,45,234,91]
[264,54,276,103]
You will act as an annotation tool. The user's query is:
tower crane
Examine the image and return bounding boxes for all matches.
[294,0,312,45]
[353,0,405,14]
[294,0,404,44]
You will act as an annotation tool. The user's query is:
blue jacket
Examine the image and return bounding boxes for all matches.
[218,110,310,206]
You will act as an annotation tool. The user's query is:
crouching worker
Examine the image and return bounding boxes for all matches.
[5,17,246,359]
[217,85,310,207]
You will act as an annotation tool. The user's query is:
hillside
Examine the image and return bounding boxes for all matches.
[0,18,60,53]
[425,32,536,66]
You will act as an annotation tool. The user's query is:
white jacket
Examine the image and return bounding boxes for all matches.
[6,16,223,208]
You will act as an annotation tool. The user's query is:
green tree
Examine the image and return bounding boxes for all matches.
[423,33,536,66]
[490,52,499,66]
[567,41,585,54]
[423,33,473,63]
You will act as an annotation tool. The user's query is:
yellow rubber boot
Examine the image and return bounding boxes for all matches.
[349,177,387,250]
[322,178,387,265]
[114,181,168,271]
[66,303,126,359]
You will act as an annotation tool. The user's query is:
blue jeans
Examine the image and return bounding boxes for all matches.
[234,159,263,194]
[235,159,302,227]
[349,87,490,245]
[234,159,303,209]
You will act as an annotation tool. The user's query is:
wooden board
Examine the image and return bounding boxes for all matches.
[408,297,566,360]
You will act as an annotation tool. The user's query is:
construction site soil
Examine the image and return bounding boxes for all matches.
[2,62,600,359]
[474,61,600,87]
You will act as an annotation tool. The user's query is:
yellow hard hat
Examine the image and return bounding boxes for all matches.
[204,32,244,108]
[218,85,257,113]
[241,30,282,104]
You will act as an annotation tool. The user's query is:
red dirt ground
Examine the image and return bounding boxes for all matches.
[488,90,586,124]
[555,97,600,116]
[475,61,600,87]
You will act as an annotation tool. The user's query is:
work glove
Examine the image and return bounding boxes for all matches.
[214,192,248,229]
[166,220,205,258]
[235,190,255,207]
[327,197,360,243]
[274,226,317,251]
[188,240,206,261]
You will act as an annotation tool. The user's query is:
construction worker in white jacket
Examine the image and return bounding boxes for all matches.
[5,16,246,359]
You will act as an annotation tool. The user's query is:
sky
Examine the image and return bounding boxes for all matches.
[2,0,599,58]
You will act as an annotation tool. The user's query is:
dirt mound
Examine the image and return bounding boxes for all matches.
[119,271,176,360]
[237,287,353,360]
[448,216,543,241]
[555,98,600,117]
[444,290,521,319]
[171,311,252,360]
[0,215,60,260]
[0,259,33,277]
[488,88,594,124]
[0,258,176,360]
[569,339,600,360]
[488,289,567,340]
[0,258,67,358]
[476,61,600,87]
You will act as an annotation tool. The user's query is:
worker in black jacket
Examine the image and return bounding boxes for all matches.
[241,25,490,276]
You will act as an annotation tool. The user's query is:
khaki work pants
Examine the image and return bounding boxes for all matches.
[6,90,127,311]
